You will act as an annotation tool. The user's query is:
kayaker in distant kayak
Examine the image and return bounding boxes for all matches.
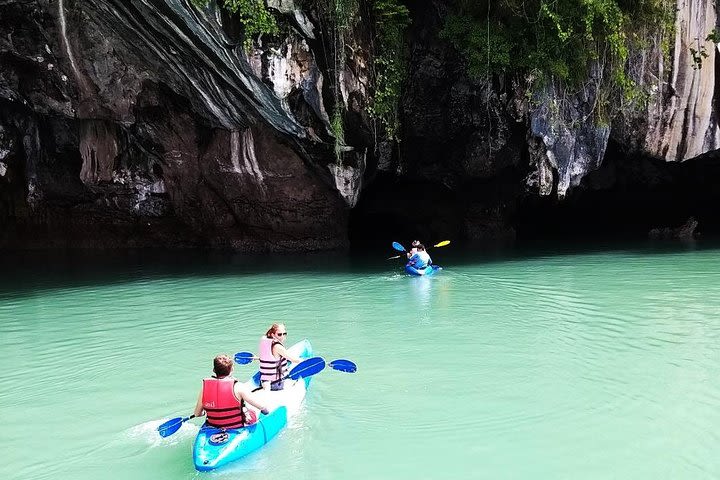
[259,323,304,391]
[406,243,432,270]
[406,240,421,259]
[193,354,270,429]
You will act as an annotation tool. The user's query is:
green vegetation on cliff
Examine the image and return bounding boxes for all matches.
[369,0,411,141]
[191,0,278,48]
[440,0,674,105]
[328,0,358,159]
[321,0,411,143]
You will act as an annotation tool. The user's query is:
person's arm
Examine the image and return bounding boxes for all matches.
[273,343,303,364]
[235,383,269,414]
[193,388,204,417]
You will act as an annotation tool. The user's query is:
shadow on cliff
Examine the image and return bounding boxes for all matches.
[515,139,720,242]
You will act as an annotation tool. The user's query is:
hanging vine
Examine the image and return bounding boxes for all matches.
[439,0,675,121]
[314,0,359,160]
[368,0,410,141]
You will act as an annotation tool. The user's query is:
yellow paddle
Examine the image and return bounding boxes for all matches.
[387,240,450,259]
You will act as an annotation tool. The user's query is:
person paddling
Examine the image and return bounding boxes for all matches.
[193,354,270,429]
[259,323,304,391]
[406,243,432,270]
[406,240,421,259]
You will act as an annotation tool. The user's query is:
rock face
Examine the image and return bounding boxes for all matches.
[528,82,611,199]
[0,0,351,250]
[2,0,720,250]
[644,0,720,160]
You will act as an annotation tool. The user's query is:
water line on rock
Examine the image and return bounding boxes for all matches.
[231,130,244,174]
[240,129,265,188]
[58,0,91,97]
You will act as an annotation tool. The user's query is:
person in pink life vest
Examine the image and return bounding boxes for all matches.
[258,323,304,391]
[193,354,270,428]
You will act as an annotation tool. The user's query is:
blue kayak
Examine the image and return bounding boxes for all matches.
[192,339,313,471]
[405,265,442,276]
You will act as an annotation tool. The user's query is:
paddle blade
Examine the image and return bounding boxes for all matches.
[157,417,184,438]
[329,359,357,373]
[433,240,451,247]
[234,352,255,365]
[287,356,326,380]
[392,241,406,252]
[387,255,402,260]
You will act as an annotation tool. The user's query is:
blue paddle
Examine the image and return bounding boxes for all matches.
[234,352,255,365]
[236,351,355,374]
[283,356,326,381]
[251,356,326,391]
[157,414,198,438]
[328,359,357,373]
[392,241,406,252]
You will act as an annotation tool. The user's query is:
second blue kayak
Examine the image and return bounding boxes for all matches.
[405,265,442,276]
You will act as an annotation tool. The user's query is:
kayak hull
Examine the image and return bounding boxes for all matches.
[405,265,442,276]
[192,339,313,471]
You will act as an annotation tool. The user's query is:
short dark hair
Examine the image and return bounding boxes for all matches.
[417,244,425,251]
[213,354,233,376]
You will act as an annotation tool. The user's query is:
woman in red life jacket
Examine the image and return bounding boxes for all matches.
[193,354,270,429]
[258,323,304,391]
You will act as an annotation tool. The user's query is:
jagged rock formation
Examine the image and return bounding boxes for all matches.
[649,216,698,239]
[1,0,720,250]
[0,0,355,250]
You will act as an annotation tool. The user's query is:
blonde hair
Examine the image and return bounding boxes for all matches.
[265,323,285,338]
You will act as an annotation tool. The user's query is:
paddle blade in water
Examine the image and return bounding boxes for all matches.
[387,255,402,260]
[433,240,450,247]
[392,242,406,252]
[234,352,255,365]
[329,359,357,373]
[157,417,184,438]
[287,357,326,380]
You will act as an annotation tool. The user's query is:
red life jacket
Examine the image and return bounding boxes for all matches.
[202,376,250,429]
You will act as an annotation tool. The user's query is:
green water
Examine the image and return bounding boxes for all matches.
[2,243,720,479]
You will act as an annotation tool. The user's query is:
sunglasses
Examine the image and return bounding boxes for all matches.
[276,332,287,336]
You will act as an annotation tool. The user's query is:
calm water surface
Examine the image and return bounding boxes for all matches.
[1,243,720,479]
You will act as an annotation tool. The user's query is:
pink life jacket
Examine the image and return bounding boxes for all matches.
[258,336,288,383]
[201,376,254,429]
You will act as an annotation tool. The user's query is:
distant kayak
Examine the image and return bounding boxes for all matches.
[192,339,312,471]
[405,265,442,276]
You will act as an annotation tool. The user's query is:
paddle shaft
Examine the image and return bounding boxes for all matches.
[157,414,199,437]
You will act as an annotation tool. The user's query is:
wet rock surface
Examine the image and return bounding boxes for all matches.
[0,0,349,250]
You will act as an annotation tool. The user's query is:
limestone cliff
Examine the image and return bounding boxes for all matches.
[1,0,719,250]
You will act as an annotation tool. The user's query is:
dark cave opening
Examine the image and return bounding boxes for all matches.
[349,142,720,251]
[515,141,720,242]
[347,173,464,251]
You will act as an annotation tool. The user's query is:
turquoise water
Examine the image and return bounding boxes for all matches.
[1,243,720,479]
